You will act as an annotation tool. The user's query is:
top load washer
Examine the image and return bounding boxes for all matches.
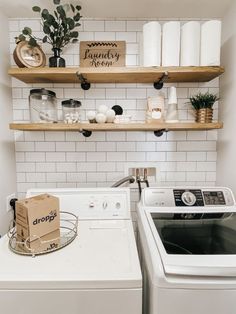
[0,188,142,314]
[137,187,236,314]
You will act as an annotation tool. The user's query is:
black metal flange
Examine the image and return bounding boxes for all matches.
[153,71,169,90]
[79,129,92,137]
[154,129,166,137]
[81,81,91,90]
[76,72,91,90]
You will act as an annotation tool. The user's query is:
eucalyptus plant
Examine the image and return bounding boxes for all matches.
[189,92,219,110]
[17,0,82,49]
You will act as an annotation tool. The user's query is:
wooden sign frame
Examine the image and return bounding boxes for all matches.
[80,41,126,68]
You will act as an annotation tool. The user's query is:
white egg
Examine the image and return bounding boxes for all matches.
[95,113,107,124]
[86,110,96,121]
[106,109,116,123]
[98,105,108,114]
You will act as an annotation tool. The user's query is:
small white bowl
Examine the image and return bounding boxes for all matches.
[114,115,132,124]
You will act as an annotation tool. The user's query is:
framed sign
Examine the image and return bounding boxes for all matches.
[80,41,126,68]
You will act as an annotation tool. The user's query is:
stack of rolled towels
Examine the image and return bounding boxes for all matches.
[142,20,221,67]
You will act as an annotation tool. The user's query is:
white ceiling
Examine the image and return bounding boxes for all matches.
[0,0,233,18]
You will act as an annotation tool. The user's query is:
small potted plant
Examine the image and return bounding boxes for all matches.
[17,0,82,67]
[189,92,219,123]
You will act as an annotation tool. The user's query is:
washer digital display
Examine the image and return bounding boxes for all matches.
[203,191,226,205]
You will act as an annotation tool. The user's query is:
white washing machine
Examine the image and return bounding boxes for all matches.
[137,187,236,314]
[0,188,142,314]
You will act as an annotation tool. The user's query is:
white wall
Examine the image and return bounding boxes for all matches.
[217,2,236,193]
[0,11,16,235]
[9,18,219,232]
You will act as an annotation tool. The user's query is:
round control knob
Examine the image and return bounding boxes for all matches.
[89,202,95,208]
[116,202,121,209]
[181,191,196,206]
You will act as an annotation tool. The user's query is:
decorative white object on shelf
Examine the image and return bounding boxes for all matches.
[64,112,80,124]
[95,113,107,124]
[162,21,180,66]
[143,21,161,67]
[181,21,200,66]
[114,115,132,124]
[201,20,222,66]
[165,87,179,123]
[86,110,96,123]
[106,109,116,123]
[98,105,109,114]
[146,92,165,123]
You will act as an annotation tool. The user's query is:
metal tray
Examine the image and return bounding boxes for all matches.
[8,211,78,257]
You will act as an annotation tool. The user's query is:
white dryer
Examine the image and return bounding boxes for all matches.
[137,187,236,314]
[0,188,142,314]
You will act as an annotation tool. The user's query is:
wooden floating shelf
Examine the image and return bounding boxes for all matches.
[9,122,223,132]
[8,66,224,84]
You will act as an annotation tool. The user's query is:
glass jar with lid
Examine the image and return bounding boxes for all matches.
[61,99,82,124]
[29,89,58,123]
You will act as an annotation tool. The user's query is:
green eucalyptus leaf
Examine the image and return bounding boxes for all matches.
[43,24,51,35]
[56,5,66,18]
[66,17,75,30]
[42,35,48,43]
[70,31,78,38]
[42,8,49,19]
[54,10,58,19]
[18,34,26,42]
[32,6,41,12]
[72,38,78,43]
[22,27,32,35]
[76,5,81,11]
[75,23,81,27]
[53,0,60,4]
[61,21,67,30]
[28,37,37,47]
[52,20,59,28]
[70,4,75,12]
[46,14,56,25]
[73,13,81,21]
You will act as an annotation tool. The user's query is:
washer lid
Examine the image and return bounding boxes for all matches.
[146,209,236,277]
[0,219,141,290]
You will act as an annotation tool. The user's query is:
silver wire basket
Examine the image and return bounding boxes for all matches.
[8,211,78,257]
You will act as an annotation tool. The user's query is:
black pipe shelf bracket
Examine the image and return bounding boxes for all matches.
[79,129,92,137]
[153,71,169,90]
[76,72,91,90]
[154,129,168,137]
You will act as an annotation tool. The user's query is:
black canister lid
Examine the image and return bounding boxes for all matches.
[61,99,82,108]
[30,88,56,97]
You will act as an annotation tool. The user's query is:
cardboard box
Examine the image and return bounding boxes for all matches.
[16,194,60,241]
[17,229,60,253]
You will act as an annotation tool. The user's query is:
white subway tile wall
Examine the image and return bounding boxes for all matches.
[9,18,219,228]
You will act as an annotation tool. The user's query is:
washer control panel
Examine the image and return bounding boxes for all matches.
[174,189,204,206]
[142,187,235,207]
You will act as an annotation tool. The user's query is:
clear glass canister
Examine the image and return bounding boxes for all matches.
[29,89,58,123]
[62,99,81,124]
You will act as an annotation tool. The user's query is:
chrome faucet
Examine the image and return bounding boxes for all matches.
[111,175,135,187]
